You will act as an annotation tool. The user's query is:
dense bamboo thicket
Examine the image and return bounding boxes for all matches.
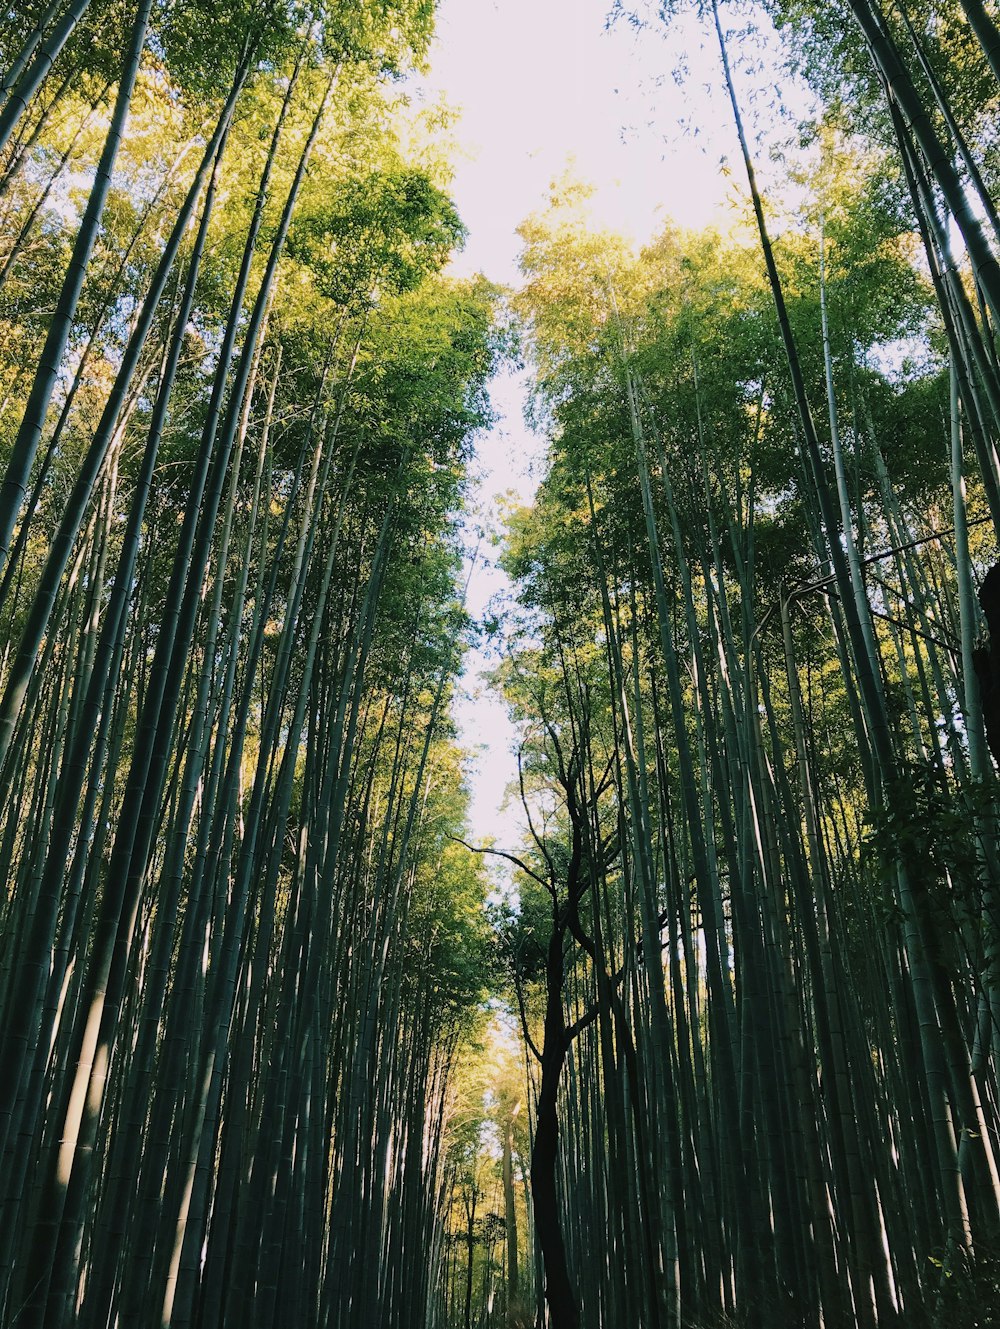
[0,4,498,1326]
[434,3,1000,1328]
[6,2,1000,1329]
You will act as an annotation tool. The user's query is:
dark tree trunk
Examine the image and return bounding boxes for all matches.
[531,1074,578,1328]
[530,923,579,1329]
[974,562,1000,765]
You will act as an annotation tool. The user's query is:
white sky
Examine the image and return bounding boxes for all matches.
[426,0,735,287]
[413,0,772,852]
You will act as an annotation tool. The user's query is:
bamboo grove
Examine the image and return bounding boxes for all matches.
[0,2,500,1326]
[435,2,1000,1328]
[5,1,1000,1328]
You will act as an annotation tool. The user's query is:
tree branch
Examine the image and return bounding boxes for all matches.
[448,835,552,893]
[518,746,556,884]
[511,968,543,1064]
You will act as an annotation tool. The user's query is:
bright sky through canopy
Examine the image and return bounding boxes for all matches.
[423,0,736,286]
[415,0,742,851]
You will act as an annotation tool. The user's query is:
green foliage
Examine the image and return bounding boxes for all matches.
[288,166,466,304]
[0,7,507,1324]
[863,764,1000,965]
[490,890,551,988]
[926,1236,1000,1328]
